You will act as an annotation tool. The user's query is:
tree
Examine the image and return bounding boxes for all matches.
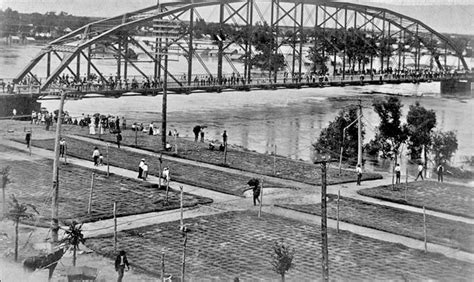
[251,21,286,72]
[313,106,363,162]
[6,194,39,261]
[1,166,12,219]
[430,131,458,166]
[60,221,85,266]
[307,46,329,74]
[271,240,295,282]
[406,102,436,160]
[371,97,407,160]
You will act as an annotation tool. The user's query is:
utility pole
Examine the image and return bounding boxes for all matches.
[161,39,169,149]
[313,152,334,282]
[357,100,362,166]
[51,91,66,243]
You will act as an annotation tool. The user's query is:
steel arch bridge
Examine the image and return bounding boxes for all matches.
[13,0,469,94]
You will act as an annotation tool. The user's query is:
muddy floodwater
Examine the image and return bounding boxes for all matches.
[2,44,473,174]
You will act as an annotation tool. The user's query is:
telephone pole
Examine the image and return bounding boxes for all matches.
[51,91,66,243]
[313,152,335,282]
[357,100,363,166]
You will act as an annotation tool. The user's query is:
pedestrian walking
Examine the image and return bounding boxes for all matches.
[59,138,67,158]
[356,164,362,185]
[12,108,17,120]
[142,162,149,181]
[222,130,228,146]
[25,131,31,148]
[99,154,104,166]
[437,164,444,182]
[138,159,145,179]
[200,128,205,142]
[415,163,424,181]
[121,117,126,130]
[193,125,201,142]
[162,167,170,184]
[395,163,401,184]
[116,132,122,148]
[92,147,100,166]
[115,250,130,282]
[247,178,260,206]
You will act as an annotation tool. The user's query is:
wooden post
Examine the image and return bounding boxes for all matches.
[405,166,408,201]
[273,145,277,175]
[106,143,110,177]
[175,134,178,154]
[28,132,32,156]
[180,185,184,229]
[321,160,329,281]
[337,190,340,233]
[64,141,67,164]
[51,91,66,243]
[161,252,165,282]
[87,172,95,214]
[135,129,138,147]
[423,206,427,252]
[181,232,188,282]
[114,202,117,253]
[159,153,163,189]
[165,169,170,204]
[223,144,227,164]
[258,179,263,218]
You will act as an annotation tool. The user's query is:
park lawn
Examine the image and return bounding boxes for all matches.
[86,210,474,281]
[357,181,474,218]
[278,195,474,253]
[62,124,382,185]
[0,145,212,226]
[31,138,290,196]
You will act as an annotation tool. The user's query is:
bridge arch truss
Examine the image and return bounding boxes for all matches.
[14,0,469,92]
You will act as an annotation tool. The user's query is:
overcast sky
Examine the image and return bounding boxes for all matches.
[1,0,472,34]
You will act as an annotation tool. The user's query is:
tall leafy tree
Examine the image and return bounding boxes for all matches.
[430,130,458,166]
[1,166,12,219]
[313,106,363,162]
[306,46,329,74]
[406,102,436,159]
[251,21,286,72]
[271,240,295,282]
[7,195,39,262]
[371,97,407,159]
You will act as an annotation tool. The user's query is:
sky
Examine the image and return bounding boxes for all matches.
[0,0,473,34]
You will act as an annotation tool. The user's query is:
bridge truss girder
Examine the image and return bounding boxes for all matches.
[13,0,468,92]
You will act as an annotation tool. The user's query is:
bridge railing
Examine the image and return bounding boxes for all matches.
[1,72,468,95]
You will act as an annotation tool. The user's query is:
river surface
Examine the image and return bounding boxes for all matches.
[2,44,473,174]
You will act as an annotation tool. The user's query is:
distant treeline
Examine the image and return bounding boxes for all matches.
[0,7,102,38]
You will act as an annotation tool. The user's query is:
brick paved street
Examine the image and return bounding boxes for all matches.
[278,195,474,253]
[86,210,474,281]
[0,145,212,226]
[32,137,290,196]
[64,125,382,185]
[358,181,474,218]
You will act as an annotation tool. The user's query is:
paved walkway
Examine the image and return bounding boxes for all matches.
[2,139,473,264]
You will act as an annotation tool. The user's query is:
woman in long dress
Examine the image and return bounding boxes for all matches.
[89,122,96,135]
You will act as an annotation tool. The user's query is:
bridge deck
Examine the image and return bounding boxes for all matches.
[6,74,472,100]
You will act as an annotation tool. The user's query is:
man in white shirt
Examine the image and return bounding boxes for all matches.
[356,164,362,185]
[163,167,170,185]
[138,159,145,179]
[395,163,401,184]
[142,162,149,181]
[415,163,424,181]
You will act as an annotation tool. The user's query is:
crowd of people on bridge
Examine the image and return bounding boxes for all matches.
[2,66,469,94]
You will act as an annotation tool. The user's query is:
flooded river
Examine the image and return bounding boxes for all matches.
[2,44,473,174]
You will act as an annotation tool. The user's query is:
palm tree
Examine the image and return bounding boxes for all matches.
[60,221,85,266]
[1,166,12,219]
[6,194,39,261]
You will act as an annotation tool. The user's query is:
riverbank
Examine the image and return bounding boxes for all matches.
[1,119,473,281]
